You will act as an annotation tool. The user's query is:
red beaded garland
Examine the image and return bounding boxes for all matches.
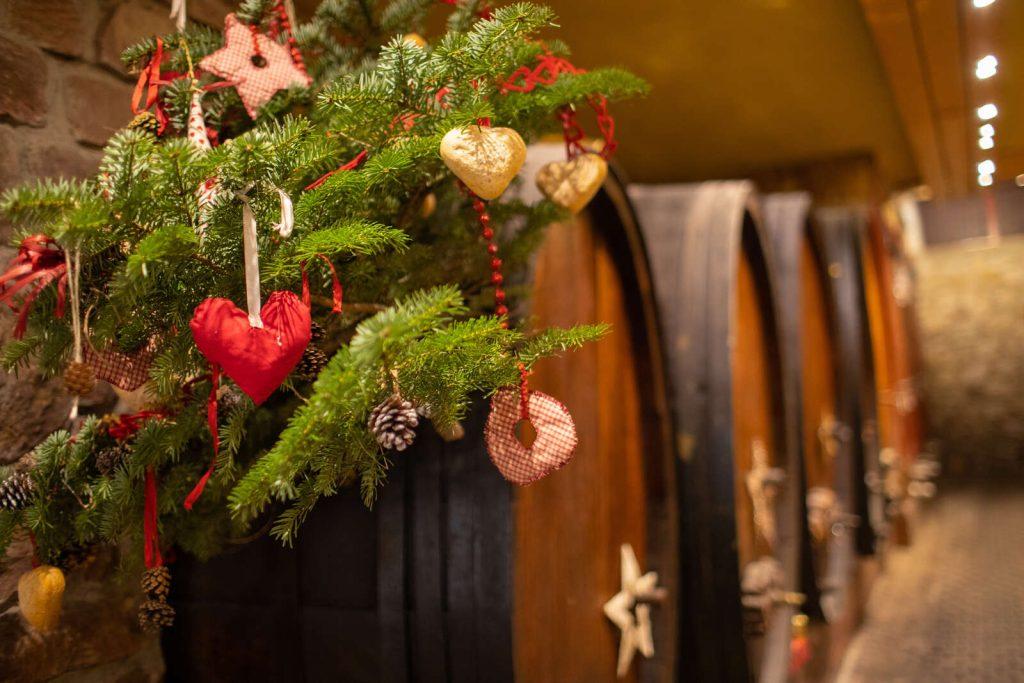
[467,194,508,328]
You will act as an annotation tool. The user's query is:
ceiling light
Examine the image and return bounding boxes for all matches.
[978,160,996,175]
[976,55,998,79]
[977,103,999,120]
[980,124,995,137]
[973,0,996,7]
[979,136,994,150]
[978,174,993,187]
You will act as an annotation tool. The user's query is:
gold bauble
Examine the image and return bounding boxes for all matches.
[18,565,66,633]
[403,33,427,48]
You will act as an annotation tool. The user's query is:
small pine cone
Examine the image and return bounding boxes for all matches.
[138,596,175,632]
[95,442,130,476]
[368,396,420,451]
[310,320,326,345]
[128,111,160,136]
[295,346,328,382]
[218,385,247,414]
[57,544,97,573]
[64,361,96,396]
[141,566,171,599]
[0,471,34,510]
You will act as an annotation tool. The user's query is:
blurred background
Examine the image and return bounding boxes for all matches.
[0,0,1021,681]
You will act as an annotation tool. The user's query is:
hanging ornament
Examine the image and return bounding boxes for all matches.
[602,543,667,678]
[419,192,437,219]
[484,365,578,485]
[368,395,420,451]
[169,0,187,32]
[440,124,526,200]
[0,471,34,510]
[63,361,95,396]
[191,293,311,405]
[403,33,427,48]
[138,467,175,631]
[18,565,65,633]
[130,37,169,135]
[535,152,608,215]
[0,235,68,340]
[199,14,312,119]
[186,89,212,152]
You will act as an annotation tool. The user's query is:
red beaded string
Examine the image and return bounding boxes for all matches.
[248,24,263,58]
[470,195,508,326]
[271,0,308,77]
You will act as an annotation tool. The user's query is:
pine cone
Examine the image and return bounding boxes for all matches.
[218,385,247,414]
[141,566,171,600]
[138,596,175,632]
[95,442,130,476]
[128,111,160,136]
[310,320,326,345]
[56,544,97,572]
[0,471,34,510]
[294,346,328,382]
[368,396,419,451]
[64,361,96,396]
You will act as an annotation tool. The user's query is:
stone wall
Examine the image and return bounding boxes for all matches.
[0,2,223,680]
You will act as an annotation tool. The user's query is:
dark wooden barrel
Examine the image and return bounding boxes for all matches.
[860,209,928,511]
[629,182,802,683]
[762,195,873,678]
[163,168,677,683]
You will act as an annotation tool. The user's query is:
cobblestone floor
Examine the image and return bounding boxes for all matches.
[836,484,1024,683]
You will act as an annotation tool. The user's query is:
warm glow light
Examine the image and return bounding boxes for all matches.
[980,124,995,137]
[1016,174,1024,188]
[978,160,996,175]
[978,174,994,187]
[973,0,996,7]
[976,55,998,79]
[977,103,999,120]
[979,136,994,150]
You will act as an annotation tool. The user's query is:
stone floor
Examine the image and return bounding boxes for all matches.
[836,484,1024,683]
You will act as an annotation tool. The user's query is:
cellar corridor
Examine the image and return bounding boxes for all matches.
[837,485,1024,682]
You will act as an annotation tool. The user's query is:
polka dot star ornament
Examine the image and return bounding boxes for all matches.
[199,13,311,119]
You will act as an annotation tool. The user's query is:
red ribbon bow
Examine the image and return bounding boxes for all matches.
[131,37,171,135]
[0,235,68,339]
[108,409,167,442]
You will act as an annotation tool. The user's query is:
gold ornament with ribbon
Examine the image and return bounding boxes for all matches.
[18,565,66,633]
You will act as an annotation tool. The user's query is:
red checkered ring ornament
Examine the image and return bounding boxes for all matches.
[485,388,578,485]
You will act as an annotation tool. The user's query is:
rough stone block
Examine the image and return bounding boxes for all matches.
[63,69,134,146]
[98,0,174,72]
[0,35,48,126]
[5,0,87,58]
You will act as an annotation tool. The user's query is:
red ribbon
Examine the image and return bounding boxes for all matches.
[304,149,368,191]
[0,235,68,339]
[500,54,618,159]
[184,363,219,511]
[301,255,343,314]
[131,38,170,135]
[108,409,167,442]
[144,467,163,568]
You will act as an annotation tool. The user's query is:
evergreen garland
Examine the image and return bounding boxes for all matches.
[0,0,646,564]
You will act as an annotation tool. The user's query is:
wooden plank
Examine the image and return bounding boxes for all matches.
[377,458,409,683]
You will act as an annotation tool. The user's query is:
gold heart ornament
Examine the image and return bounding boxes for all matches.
[535,152,608,214]
[440,125,527,200]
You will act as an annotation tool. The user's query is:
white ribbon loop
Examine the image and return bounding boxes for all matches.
[238,192,263,328]
[273,188,294,237]
[170,0,187,32]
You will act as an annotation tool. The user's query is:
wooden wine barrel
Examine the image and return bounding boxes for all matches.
[629,182,802,683]
[762,195,873,678]
[163,167,678,683]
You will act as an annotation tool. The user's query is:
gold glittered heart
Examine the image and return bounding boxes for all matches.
[440,125,527,200]
[535,152,608,214]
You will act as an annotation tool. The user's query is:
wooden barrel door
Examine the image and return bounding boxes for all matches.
[630,182,802,683]
[515,166,677,682]
[163,170,676,683]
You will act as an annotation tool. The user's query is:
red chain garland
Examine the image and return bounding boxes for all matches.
[468,192,508,325]
[517,362,530,420]
[269,0,308,77]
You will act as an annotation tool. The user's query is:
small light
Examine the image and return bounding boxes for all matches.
[1016,174,1024,188]
[978,174,993,187]
[977,103,999,120]
[980,124,995,137]
[973,0,996,7]
[979,136,994,150]
[976,55,998,79]
[978,160,996,175]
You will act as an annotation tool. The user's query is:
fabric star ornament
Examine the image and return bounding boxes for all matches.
[199,14,311,119]
[603,544,667,678]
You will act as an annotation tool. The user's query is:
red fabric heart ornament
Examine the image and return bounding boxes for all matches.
[190,291,311,404]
